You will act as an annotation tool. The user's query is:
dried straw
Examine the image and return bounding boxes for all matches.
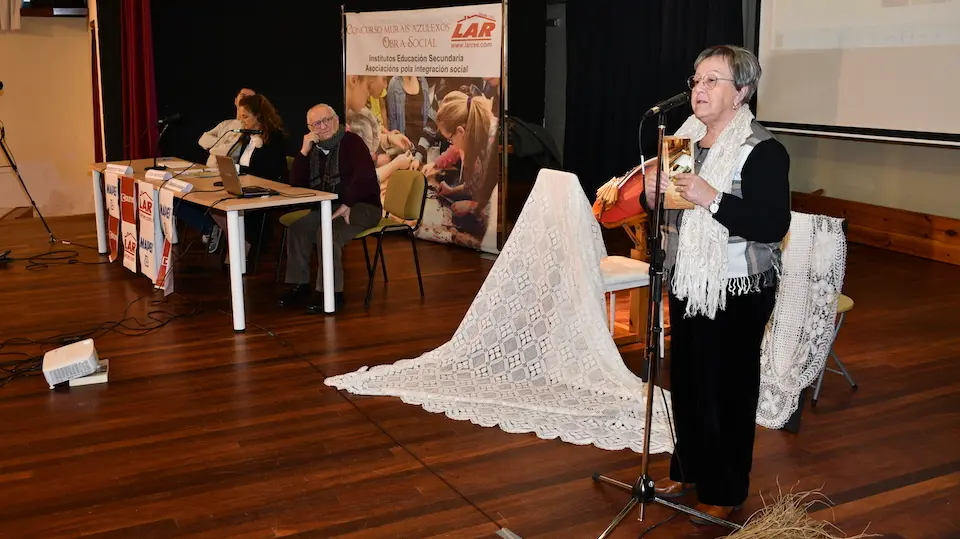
[724,483,880,539]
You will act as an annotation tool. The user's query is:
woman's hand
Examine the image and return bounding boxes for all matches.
[392,151,413,170]
[451,200,478,217]
[421,162,438,179]
[672,173,718,209]
[643,164,669,208]
[387,132,412,151]
[250,135,263,149]
[436,180,453,197]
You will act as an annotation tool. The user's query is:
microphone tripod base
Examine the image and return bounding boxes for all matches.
[146,165,168,171]
[592,473,741,537]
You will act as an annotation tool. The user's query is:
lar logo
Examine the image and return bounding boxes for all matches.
[138,190,153,218]
[123,232,137,254]
[451,14,497,41]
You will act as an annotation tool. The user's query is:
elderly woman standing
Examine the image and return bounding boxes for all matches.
[642,45,791,524]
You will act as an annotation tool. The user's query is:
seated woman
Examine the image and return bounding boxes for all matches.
[176,93,288,262]
[199,87,255,168]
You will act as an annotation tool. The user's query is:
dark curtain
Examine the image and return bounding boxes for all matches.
[150,1,544,163]
[563,0,743,193]
[120,0,158,160]
[96,0,124,161]
[151,1,343,163]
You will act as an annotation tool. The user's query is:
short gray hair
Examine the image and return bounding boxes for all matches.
[308,103,338,120]
[695,45,762,101]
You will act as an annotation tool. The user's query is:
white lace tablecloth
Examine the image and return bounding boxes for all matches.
[326,169,675,454]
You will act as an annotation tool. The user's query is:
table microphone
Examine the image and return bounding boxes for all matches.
[232,129,263,134]
[643,91,690,118]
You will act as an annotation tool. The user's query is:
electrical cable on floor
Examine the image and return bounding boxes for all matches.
[228,312,510,533]
[0,293,203,390]
[636,512,678,538]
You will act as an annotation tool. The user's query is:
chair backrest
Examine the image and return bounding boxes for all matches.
[383,170,427,224]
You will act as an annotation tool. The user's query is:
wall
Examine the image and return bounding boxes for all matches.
[782,135,960,219]
[543,3,566,160]
[743,0,960,219]
[0,16,95,217]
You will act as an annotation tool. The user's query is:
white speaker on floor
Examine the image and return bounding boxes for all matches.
[42,339,101,389]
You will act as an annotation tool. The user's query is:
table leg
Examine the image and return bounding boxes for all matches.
[237,210,246,274]
[320,200,334,313]
[226,210,246,332]
[92,170,108,254]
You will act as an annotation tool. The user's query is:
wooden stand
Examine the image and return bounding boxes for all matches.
[612,215,650,346]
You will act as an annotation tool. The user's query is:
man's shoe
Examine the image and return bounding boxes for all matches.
[653,479,694,499]
[207,225,222,254]
[305,292,345,314]
[277,284,311,307]
[689,503,741,526]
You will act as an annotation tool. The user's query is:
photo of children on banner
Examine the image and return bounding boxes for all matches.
[344,73,501,250]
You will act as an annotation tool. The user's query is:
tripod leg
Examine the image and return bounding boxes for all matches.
[597,497,638,539]
[593,473,633,492]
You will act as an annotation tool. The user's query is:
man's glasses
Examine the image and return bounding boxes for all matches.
[308,116,337,129]
[687,74,735,90]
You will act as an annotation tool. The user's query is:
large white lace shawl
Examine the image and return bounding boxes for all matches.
[756,212,847,429]
[325,169,675,453]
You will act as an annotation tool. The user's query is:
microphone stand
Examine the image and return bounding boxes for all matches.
[0,122,58,244]
[146,123,172,171]
[591,111,741,537]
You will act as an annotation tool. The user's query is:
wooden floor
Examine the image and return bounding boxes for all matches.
[0,215,957,539]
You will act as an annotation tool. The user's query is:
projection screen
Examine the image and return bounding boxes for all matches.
[756,0,960,145]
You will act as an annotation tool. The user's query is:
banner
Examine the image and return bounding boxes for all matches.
[104,172,121,263]
[136,180,163,282]
[155,240,175,296]
[156,187,177,295]
[120,175,138,273]
[344,4,504,254]
[158,187,178,245]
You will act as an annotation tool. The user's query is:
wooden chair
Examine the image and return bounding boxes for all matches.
[599,256,650,345]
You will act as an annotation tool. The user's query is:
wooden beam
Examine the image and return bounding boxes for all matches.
[0,207,33,221]
[792,191,960,266]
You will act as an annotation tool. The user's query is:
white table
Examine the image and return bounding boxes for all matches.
[91,158,338,331]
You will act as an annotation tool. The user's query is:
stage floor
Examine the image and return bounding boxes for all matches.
[0,215,957,539]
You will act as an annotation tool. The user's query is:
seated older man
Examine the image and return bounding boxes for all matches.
[277,104,382,313]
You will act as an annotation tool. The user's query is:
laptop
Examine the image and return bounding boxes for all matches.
[215,155,276,198]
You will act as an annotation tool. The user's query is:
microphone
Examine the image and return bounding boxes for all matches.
[157,113,181,125]
[643,91,690,118]
[231,129,263,134]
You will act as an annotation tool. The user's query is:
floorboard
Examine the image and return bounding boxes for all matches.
[0,215,957,539]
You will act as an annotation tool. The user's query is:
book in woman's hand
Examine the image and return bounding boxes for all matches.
[662,136,696,210]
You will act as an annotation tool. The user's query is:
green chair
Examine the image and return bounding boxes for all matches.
[356,170,427,307]
[273,156,311,282]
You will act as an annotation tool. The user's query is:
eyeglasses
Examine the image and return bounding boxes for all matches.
[687,74,735,90]
[308,115,337,129]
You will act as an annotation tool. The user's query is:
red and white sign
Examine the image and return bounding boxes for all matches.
[120,175,137,273]
[136,180,164,283]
